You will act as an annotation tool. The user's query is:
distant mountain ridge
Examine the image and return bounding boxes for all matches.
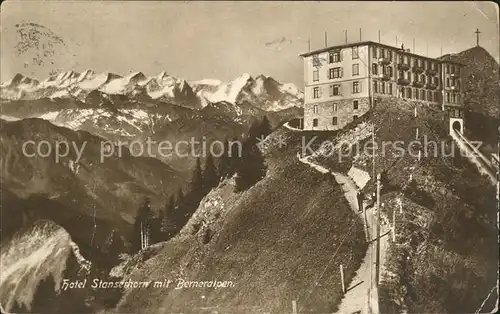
[1,70,304,112]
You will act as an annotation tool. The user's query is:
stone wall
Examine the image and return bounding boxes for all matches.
[304,97,370,130]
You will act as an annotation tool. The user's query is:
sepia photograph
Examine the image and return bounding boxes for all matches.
[0,1,499,313]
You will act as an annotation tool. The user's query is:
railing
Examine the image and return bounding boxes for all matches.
[378,73,391,81]
[397,78,410,85]
[425,68,438,76]
[378,57,391,65]
[397,63,410,71]
[412,81,424,88]
[425,83,438,90]
[412,65,425,73]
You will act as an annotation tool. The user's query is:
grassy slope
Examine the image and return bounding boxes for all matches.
[309,98,498,313]
[111,127,367,313]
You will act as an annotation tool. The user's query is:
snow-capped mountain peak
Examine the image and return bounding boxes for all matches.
[1,70,303,111]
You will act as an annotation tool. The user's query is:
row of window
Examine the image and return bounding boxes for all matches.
[313,63,458,83]
[311,114,359,128]
[373,81,393,95]
[312,81,361,98]
[312,100,359,114]
[313,64,360,81]
[317,46,460,75]
[399,87,438,101]
[445,91,461,104]
[398,71,440,85]
[372,64,393,76]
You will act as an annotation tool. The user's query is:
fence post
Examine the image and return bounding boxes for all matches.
[340,264,346,294]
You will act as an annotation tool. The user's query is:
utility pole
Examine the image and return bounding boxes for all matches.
[378,30,381,43]
[308,38,311,52]
[392,207,396,242]
[325,31,328,48]
[340,264,346,294]
[375,173,381,285]
[345,30,348,44]
[359,27,362,41]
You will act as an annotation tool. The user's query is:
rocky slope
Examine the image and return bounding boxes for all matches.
[439,46,500,118]
[312,97,498,313]
[107,127,367,313]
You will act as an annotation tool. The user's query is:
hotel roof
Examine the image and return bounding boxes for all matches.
[299,40,466,65]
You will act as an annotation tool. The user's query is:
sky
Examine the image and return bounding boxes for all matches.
[1,1,498,87]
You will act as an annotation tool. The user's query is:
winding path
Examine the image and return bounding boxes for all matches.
[298,154,390,314]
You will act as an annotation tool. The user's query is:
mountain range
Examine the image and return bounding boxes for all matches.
[1,70,303,112]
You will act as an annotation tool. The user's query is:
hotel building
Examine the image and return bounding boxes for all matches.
[300,41,465,131]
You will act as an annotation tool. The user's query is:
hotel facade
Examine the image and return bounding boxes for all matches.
[300,41,465,131]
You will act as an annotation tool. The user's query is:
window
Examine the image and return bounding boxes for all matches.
[451,65,455,74]
[313,87,320,99]
[400,87,405,98]
[387,66,393,77]
[421,89,425,100]
[428,90,432,101]
[332,117,338,125]
[352,81,360,93]
[388,83,393,95]
[353,115,359,122]
[446,78,450,87]
[372,63,378,75]
[353,100,359,110]
[313,105,319,113]
[413,73,418,82]
[381,82,386,94]
[329,51,341,63]
[352,64,359,76]
[445,64,449,74]
[333,103,338,112]
[330,50,340,63]
[415,89,419,100]
[352,46,359,59]
[446,92,450,102]
[452,93,456,103]
[329,67,342,79]
[313,69,319,82]
[312,55,321,67]
[421,75,426,84]
[313,118,318,127]
[372,46,378,58]
[373,81,378,93]
[399,71,405,79]
[407,87,412,99]
[388,50,393,61]
[330,84,340,96]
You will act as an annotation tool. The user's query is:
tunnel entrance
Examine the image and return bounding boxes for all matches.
[449,118,464,135]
